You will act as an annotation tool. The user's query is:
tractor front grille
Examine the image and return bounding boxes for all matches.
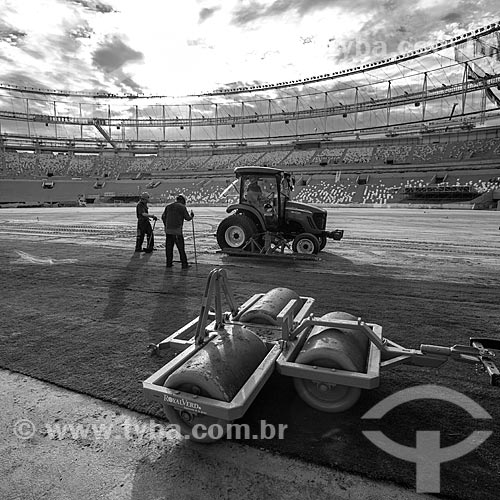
[313,213,326,230]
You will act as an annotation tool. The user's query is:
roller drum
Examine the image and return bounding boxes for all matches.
[164,324,268,402]
[239,287,299,325]
[296,312,369,372]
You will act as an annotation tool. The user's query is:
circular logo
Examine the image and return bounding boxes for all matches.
[13,419,36,440]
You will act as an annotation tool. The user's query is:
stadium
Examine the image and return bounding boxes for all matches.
[1,21,500,209]
[1,9,500,500]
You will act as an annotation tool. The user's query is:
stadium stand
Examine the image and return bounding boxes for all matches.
[203,153,241,171]
[372,145,412,164]
[232,151,266,167]
[294,177,357,204]
[282,149,319,166]
[258,150,291,166]
[412,143,448,163]
[342,146,374,164]
[2,131,500,210]
[313,148,345,165]
[178,154,211,171]
[153,155,187,172]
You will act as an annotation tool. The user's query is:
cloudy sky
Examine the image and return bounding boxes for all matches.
[0,0,499,97]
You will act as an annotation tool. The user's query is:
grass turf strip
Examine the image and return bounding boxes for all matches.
[1,242,499,500]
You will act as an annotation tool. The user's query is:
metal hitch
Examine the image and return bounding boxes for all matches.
[327,229,344,241]
[470,337,500,386]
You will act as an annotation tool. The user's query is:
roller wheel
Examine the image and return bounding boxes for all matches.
[294,377,362,413]
[292,233,320,254]
[163,325,268,442]
[162,392,230,444]
[293,312,368,413]
[216,214,258,250]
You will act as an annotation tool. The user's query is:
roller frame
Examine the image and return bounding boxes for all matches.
[143,268,500,425]
[143,336,282,420]
[276,318,383,390]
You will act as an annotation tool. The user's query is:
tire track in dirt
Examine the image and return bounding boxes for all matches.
[2,222,498,257]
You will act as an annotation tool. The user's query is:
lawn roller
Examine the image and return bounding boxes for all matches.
[143,268,500,442]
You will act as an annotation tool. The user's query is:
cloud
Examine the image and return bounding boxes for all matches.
[441,12,463,23]
[65,0,116,14]
[68,22,94,39]
[0,71,52,93]
[230,0,371,25]
[199,6,220,23]
[91,36,144,93]
[0,22,27,46]
[328,0,498,65]
[231,1,269,25]
[216,79,263,91]
[92,35,144,73]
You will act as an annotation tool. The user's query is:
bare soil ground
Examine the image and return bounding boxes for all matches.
[0,206,499,500]
[0,369,432,500]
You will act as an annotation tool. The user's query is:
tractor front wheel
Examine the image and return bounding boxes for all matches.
[292,233,320,254]
[216,214,258,250]
[318,234,327,251]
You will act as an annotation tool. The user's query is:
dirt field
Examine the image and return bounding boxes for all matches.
[1,205,499,500]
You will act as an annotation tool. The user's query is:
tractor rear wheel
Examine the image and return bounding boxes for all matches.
[217,214,258,250]
[292,233,320,254]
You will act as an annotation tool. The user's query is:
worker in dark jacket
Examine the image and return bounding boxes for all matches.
[135,192,157,253]
[161,194,193,268]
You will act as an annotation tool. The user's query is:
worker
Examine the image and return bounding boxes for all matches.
[135,192,157,253]
[161,194,194,269]
[246,176,263,207]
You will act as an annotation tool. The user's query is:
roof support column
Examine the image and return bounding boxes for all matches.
[188,104,192,142]
[422,72,428,122]
[323,92,328,134]
[26,99,31,138]
[295,96,299,138]
[462,63,469,115]
[268,99,271,142]
[215,103,218,141]
[241,101,245,141]
[386,80,391,127]
[135,105,139,141]
[162,105,166,142]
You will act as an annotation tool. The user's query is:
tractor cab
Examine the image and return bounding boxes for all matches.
[237,166,291,231]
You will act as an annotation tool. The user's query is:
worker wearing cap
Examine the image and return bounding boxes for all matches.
[161,194,193,268]
[135,192,157,253]
[246,176,264,208]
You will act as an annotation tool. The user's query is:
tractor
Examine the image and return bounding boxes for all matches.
[216,166,344,255]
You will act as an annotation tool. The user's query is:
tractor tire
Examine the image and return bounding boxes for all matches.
[217,214,258,251]
[318,234,327,251]
[292,233,320,254]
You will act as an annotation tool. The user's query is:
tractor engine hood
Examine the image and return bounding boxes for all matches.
[285,201,327,215]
